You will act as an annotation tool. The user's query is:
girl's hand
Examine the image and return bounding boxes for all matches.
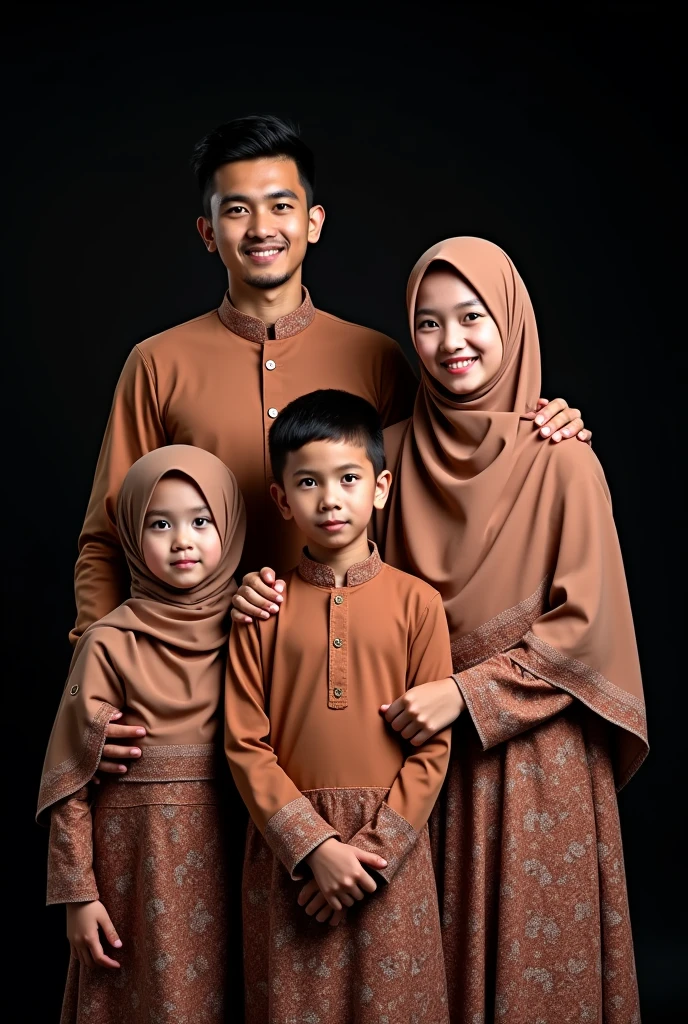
[66,900,122,968]
[304,839,387,913]
[525,396,592,444]
[381,677,465,746]
[296,878,348,926]
[230,567,285,624]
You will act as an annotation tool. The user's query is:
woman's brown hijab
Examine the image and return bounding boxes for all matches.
[381,237,647,787]
[38,446,245,821]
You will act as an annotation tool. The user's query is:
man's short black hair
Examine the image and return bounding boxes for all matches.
[269,390,386,485]
[190,114,315,218]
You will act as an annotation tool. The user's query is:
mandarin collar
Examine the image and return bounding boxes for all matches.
[297,542,383,589]
[217,287,315,342]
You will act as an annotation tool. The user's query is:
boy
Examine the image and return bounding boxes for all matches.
[225,389,453,1023]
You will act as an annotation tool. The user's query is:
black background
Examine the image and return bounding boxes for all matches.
[4,5,682,1020]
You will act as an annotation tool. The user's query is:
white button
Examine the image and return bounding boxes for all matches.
[268,408,279,419]
[265,359,276,371]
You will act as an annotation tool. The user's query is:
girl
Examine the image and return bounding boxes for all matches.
[37,445,245,1023]
[379,237,647,1022]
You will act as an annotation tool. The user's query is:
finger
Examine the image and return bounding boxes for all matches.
[340,894,355,908]
[383,696,407,722]
[244,579,283,606]
[329,908,347,927]
[259,568,286,597]
[108,711,122,721]
[97,761,128,775]
[324,893,343,911]
[401,721,424,741]
[410,727,436,747]
[88,933,120,969]
[388,710,414,733]
[577,429,592,444]
[551,417,584,442]
[297,880,320,906]
[533,397,567,428]
[543,408,581,436]
[104,724,146,740]
[316,905,334,923]
[305,893,328,916]
[353,849,388,871]
[98,910,123,951]
[78,943,95,969]
[358,873,378,895]
[232,592,277,619]
[101,744,141,760]
[230,609,255,624]
[347,883,365,901]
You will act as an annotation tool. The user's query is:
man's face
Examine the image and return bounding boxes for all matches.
[197,157,324,290]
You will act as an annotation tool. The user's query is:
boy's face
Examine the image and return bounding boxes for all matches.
[270,439,391,551]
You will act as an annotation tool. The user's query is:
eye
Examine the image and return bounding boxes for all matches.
[417,318,439,330]
[274,203,292,211]
[342,474,359,484]
[464,311,483,322]
[149,519,171,530]
[193,517,212,528]
[298,477,317,488]
[225,205,248,215]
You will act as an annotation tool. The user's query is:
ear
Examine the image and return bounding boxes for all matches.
[196,216,217,253]
[307,205,325,244]
[269,482,294,521]
[373,470,392,510]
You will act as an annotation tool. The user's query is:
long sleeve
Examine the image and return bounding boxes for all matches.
[350,594,453,882]
[71,347,167,643]
[454,651,574,751]
[378,338,418,427]
[47,786,98,905]
[225,620,339,879]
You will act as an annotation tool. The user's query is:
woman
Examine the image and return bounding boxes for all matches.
[378,237,646,1023]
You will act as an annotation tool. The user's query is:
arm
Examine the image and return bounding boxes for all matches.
[225,619,340,879]
[71,346,167,644]
[351,594,453,882]
[377,337,419,426]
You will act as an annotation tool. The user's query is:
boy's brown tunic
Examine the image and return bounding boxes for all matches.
[73,290,417,641]
[225,545,453,1023]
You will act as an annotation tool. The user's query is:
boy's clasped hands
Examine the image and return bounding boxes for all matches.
[297,839,388,927]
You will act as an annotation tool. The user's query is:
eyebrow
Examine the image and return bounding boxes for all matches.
[291,463,365,477]
[416,299,483,315]
[218,189,299,207]
[145,505,211,517]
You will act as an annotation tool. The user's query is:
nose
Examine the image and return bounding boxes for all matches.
[319,484,342,511]
[246,210,277,239]
[440,323,468,354]
[171,530,193,551]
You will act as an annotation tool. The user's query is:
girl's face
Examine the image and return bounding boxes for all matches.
[414,266,503,395]
[141,475,222,589]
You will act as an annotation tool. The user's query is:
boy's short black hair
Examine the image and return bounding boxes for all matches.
[269,390,386,485]
[190,114,316,218]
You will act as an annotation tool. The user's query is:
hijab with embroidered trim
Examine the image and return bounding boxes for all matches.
[38,445,245,821]
[379,237,646,787]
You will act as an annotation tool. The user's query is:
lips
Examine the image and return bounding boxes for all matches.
[319,520,348,532]
[170,560,199,569]
[243,245,285,265]
[441,356,478,375]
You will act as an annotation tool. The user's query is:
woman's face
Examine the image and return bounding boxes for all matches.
[414,265,503,395]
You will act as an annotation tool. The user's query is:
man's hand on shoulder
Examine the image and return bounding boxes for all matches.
[231,567,285,624]
[525,397,592,444]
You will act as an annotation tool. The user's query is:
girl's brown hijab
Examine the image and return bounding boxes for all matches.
[381,237,647,788]
[38,445,245,821]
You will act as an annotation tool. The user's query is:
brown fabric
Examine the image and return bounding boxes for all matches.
[379,236,647,789]
[430,700,640,1024]
[58,780,232,1024]
[73,289,419,641]
[225,548,453,880]
[38,445,245,823]
[243,788,449,1024]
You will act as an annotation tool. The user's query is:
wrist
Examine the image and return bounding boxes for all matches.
[306,837,337,866]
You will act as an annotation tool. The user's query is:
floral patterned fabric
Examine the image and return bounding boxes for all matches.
[431,700,641,1023]
[243,787,449,1024]
[56,779,239,1024]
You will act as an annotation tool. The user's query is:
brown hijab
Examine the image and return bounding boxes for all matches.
[380,237,647,788]
[38,445,245,822]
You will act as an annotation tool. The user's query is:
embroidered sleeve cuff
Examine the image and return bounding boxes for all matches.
[47,788,99,906]
[264,796,340,880]
[350,801,418,883]
[453,660,572,750]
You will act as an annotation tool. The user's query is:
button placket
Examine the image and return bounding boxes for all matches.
[328,590,348,709]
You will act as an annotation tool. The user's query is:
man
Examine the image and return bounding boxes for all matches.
[76,115,586,769]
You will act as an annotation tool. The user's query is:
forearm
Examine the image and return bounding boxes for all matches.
[47,787,98,905]
[454,650,573,750]
[72,540,130,642]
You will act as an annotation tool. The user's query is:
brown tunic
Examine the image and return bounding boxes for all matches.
[73,290,418,641]
[225,545,453,1023]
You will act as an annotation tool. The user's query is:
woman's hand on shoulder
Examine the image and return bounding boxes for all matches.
[381,676,465,746]
[526,397,592,444]
[231,567,285,624]
[66,900,122,968]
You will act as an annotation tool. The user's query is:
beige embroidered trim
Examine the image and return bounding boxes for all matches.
[450,577,550,671]
[352,801,419,884]
[113,743,218,784]
[298,542,383,588]
[218,288,315,342]
[37,701,119,824]
[96,778,220,809]
[265,795,339,879]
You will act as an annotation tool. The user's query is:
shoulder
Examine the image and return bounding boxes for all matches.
[383,418,412,466]
[73,624,129,666]
[538,433,607,487]
[136,309,222,361]
[313,309,401,353]
[378,563,442,609]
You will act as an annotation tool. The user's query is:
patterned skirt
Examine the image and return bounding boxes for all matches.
[243,787,449,1024]
[60,778,241,1024]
